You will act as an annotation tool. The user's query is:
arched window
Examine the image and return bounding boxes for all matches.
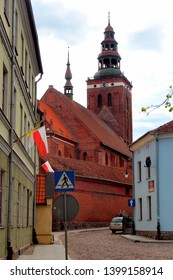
[105,153,108,165]
[83,152,87,161]
[98,94,102,108]
[108,93,112,106]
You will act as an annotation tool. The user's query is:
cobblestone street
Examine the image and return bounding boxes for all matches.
[59,228,173,260]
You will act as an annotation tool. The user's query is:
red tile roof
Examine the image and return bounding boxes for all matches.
[38,100,76,142]
[36,174,46,204]
[152,120,173,134]
[40,87,131,158]
[42,154,132,185]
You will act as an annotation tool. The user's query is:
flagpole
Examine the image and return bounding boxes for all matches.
[13,120,44,143]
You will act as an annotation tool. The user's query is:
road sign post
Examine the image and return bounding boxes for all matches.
[64,193,68,260]
[54,171,77,260]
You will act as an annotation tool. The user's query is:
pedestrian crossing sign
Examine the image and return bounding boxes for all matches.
[54,171,75,192]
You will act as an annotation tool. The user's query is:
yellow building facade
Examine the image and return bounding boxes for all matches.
[0,0,43,259]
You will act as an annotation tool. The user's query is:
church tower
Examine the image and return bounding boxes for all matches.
[64,47,73,99]
[87,13,132,145]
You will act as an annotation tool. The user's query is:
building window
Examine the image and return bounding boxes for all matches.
[2,64,8,115]
[26,189,30,227]
[12,88,16,130]
[20,103,23,138]
[4,0,9,22]
[17,183,21,227]
[64,146,70,157]
[24,114,27,147]
[0,169,5,226]
[98,94,102,108]
[105,153,108,165]
[28,63,31,94]
[137,161,142,182]
[21,33,24,72]
[22,186,26,227]
[138,198,142,220]
[29,191,33,226]
[14,9,18,51]
[25,49,28,84]
[83,152,87,161]
[125,187,130,196]
[108,93,112,106]
[147,196,152,220]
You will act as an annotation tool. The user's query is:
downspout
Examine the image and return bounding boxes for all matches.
[7,0,16,259]
[155,134,160,239]
[32,73,42,244]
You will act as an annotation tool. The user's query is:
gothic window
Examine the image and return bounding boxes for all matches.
[105,153,108,165]
[83,152,87,161]
[108,93,112,107]
[98,94,102,108]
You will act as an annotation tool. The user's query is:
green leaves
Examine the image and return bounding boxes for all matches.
[141,86,173,114]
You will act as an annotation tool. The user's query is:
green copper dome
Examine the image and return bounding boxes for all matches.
[94,68,121,79]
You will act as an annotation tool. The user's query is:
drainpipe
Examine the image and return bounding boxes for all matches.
[155,134,160,239]
[7,0,16,259]
[32,73,42,244]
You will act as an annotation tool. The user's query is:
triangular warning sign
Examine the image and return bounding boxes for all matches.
[55,171,74,190]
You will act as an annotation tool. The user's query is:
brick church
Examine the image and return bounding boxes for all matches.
[37,15,133,229]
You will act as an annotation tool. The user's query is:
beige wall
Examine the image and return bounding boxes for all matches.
[36,198,53,244]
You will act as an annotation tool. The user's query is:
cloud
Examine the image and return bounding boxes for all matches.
[32,0,88,45]
[128,24,164,52]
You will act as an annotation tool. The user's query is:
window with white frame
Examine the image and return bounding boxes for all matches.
[2,64,8,115]
[17,183,21,227]
[0,169,5,226]
[22,186,26,227]
[26,189,30,227]
[137,161,142,182]
[138,198,142,220]
[147,196,152,220]
[29,191,33,226]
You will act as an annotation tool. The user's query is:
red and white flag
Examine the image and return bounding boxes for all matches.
[42,161,54,172]
[28,126,48,156]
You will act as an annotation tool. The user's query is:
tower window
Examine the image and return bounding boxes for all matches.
[98,94,102,108]
[108,93,112,106]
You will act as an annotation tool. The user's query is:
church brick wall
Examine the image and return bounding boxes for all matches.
[52,177,132,230]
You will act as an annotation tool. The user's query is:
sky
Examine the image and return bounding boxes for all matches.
[31,0,173,141]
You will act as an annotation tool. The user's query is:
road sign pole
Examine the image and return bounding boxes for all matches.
[64,192,68,260]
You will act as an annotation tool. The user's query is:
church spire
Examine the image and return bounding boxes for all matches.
[108,11,110,26]
[64,47,73,99]
[94,12,121,79]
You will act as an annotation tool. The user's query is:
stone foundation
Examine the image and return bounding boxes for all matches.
[53,221,109,231]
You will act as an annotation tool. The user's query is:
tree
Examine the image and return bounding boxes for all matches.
[141,86,173,115]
